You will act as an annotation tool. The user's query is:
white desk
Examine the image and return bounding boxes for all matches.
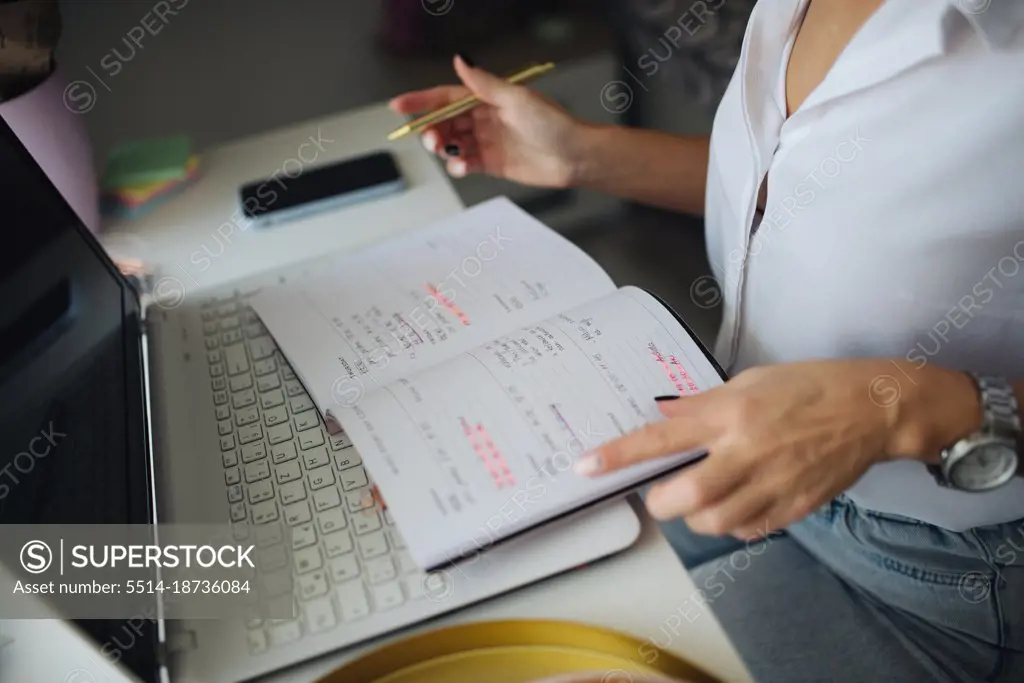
[99,104,752,683]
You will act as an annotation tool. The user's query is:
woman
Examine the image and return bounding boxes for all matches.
[391,1,1024,681]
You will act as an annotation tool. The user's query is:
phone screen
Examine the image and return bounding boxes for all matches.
[239,151,402,220]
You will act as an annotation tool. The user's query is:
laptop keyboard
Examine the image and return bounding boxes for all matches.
[198,291,434,655]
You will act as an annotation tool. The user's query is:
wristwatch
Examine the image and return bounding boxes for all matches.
[930,374,1020,492]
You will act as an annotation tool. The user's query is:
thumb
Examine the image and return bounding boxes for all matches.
[453,54,522,108]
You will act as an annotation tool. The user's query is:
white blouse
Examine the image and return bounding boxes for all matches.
[704,0,1024,529]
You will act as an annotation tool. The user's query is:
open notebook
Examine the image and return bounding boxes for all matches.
[251,197,726,572]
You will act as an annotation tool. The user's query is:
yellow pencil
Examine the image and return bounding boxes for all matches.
[387,62,556,141]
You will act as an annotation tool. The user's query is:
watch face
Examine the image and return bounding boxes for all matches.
[950,442,1019,491]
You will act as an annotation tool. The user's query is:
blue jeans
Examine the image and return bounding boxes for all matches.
[662,495,1024,682]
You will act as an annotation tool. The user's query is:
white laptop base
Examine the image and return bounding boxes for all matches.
[144,259,642,683]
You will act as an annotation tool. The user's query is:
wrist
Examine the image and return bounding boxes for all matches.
[564,122,616,190]
[884,362,982,464]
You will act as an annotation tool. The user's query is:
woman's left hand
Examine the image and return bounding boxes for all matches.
[574,359,979,539]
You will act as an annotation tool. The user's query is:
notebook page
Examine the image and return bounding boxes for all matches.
[251,197,615,417]
[334,286,725,570]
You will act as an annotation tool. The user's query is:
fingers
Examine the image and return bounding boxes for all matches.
[644,456,747,521]
[454,54,525,108]
[388,85,470,115]
[575,397,713,476]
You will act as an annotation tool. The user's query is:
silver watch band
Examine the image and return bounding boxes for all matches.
[972,374,1021,439]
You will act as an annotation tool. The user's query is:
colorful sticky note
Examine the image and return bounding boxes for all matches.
[101,135,192,191]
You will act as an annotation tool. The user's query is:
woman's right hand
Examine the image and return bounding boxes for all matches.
[389,55,590,188]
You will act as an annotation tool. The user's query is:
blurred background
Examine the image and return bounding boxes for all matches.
[7,0,760,348]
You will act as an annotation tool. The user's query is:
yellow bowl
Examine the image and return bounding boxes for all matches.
[318,619,722,683]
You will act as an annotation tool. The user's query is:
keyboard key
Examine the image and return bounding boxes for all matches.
[329,555,360,583]
[293,410,319,432]
[232,390,257,409]
[244,460,271,483]
[215,404,230,421]
[248,480,274,504]
[257,545,287,572]
[335,580,370,621]
[230,501,246,522]
[227,484,243,503]
[211,376,227,391]
[217,420,232,436]
[209,363,225,377]
[256,374,281,392]
[264,406,288,427]
[291,523,317,551]
[329,432,353,451]
[383,509,395,526]
[253,358,277,376]
[334,450,362,471]
[222,450,239,468]
[203,320,219,335]
[260,389,285,410]
[366,557,397,585]
[217,301,239,317]
[298,570,329,601]
[293,546,323,574]
[223,344,249,375]
[225,467,240,485]
[284,500,312,526]
[267,424,292,445]
[357,531,388,560]
[323,530,353,558]
[229,374,253,392]
[248,336,276,361]
[345,490,373,513]
[260,568,292,597]
[254,523,283,547]
[307,466,335,491]
[340,466,368,491]
[246,629,268,655]
[232,522,251,542]
[276,460,302,485]
[219,435,235,451]
[269,620,301,646]
[372,582,404,611]
[213,390,228,406]
[284,380,305,398]
[304,597,337,634]
[236,406,260,427]
[318,508,347,535]
[207,349,222,364]
[352,509,381,535]
[302,446,330,470]
[243,322,266,339]
[221,329,244,345]
[205,337,220,350]
[279,480,306,505]
[290,395,315,414]
[238,424,263,444]
[241,441,267,463]
[312,486,342,512]
[220,314,240,329]
[271,442,297,464]
[299,430,325,451]
[251,500,278,524]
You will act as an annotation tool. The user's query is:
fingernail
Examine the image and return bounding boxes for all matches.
[457,52,476,68]
[449,159,468,177]
[422,130,438,153]
[444,143,461,157]
[574,452,603,476]
[655,395,680,402]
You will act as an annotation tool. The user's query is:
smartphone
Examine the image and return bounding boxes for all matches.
[239,151,405,227]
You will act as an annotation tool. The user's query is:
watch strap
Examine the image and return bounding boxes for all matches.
[973,374,1021,439]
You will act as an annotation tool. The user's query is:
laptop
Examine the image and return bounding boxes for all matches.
[0,118,643,682]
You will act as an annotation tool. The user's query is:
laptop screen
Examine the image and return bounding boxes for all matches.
[0,119,160,683]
